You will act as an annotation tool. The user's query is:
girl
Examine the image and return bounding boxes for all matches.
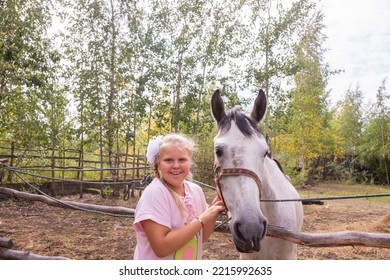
[133,133,225,260]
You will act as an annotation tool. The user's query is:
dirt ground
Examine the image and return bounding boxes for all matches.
[1,183,389,260]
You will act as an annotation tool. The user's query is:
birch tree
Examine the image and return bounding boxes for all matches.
[277,10,330,186]
[358,79,390,184]
[242,0,316,144]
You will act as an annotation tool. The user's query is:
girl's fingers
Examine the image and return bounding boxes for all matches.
[212,195,222,204]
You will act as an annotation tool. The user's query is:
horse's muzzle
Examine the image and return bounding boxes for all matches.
[231,218,267,253]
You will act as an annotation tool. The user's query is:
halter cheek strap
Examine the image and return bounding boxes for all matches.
[213,165,264,212]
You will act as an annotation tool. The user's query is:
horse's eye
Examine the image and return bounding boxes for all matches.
[215,147,223,157]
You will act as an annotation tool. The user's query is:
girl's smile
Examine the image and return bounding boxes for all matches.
[158,144,191,193]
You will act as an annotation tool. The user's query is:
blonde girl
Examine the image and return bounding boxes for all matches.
[133,133,225,260]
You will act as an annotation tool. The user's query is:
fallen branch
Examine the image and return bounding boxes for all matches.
[0,187,134,216]
[215,222,390,249]
[0,237,14,249]
[0,236,70,259]
[0,248,70,260]
[267,225,390,248]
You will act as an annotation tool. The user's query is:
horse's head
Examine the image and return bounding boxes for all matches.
[211,89,268,253]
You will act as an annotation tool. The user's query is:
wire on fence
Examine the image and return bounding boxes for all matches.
[1,162,390,205]
[0,162,134,218]
[0,163,151,185]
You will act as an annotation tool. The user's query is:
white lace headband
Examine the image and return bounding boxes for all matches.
[146,135,163,163]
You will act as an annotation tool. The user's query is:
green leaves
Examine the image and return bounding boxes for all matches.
[357,79,390,184]
[0,0,388,185]
[0,0,66,148]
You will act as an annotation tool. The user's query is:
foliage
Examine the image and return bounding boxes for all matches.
[0,0,69,171]
[0,0,389,186]
[275,10,330,186]
[357,79,390,184]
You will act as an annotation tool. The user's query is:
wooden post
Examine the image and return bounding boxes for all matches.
[61,140,65,193]
[136,150,140,179]
[0,159,9,183]
[51,147,56,197]
[124,141,129,180]
[132,111,136,180]
[77,149,84,198]
[7,141,15,183]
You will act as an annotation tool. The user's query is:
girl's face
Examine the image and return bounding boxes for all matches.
[158,144,191,190]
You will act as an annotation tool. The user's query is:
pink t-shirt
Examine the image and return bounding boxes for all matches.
[133,178,208,260]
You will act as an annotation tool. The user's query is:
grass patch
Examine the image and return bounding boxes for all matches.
[298,182,390,203]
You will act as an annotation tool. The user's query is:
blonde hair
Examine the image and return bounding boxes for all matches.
[153,133,196,216]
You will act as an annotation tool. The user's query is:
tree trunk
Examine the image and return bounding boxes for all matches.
[78,98,85,197]
[107,0,118,180]
[124,140,129,180]
[263,0,272,145]
[99,106,104,182]
[195,63,207,140]
[132,111,137,180]
[173,43,184,132]
[50,104,57,196]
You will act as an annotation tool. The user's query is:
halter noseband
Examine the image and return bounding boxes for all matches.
[213,165,263,211]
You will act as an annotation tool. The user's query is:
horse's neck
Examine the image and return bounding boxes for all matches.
[259,158,302,229]
[260,158,294,200]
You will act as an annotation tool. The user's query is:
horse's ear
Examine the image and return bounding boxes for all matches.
[250,89,267,123]
[211,89,227,124]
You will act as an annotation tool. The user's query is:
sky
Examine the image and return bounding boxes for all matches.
[320,0,390,106]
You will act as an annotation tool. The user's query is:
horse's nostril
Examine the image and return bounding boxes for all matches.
[233,220,266,240]
[234,222,245,240]
[259,220,268,240]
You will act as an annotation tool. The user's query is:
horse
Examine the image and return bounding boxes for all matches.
[211,89,304,260]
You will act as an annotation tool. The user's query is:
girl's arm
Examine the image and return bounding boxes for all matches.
[141,217,203,258]
[141,198,225,258]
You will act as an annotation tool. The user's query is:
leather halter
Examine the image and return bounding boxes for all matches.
[213,165,263,211]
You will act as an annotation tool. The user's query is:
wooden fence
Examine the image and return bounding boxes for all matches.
[0,141,214,187]
[0,141,150,184]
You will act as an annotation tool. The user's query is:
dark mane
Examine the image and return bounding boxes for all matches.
[218,108,261,137]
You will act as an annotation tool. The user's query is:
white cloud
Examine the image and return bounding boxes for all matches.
[322,0,390,105]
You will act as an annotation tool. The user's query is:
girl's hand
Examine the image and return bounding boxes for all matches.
[199,196,225,224]
[211,195,223,206]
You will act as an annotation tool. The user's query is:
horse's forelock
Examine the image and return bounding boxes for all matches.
[218,109,260,137]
